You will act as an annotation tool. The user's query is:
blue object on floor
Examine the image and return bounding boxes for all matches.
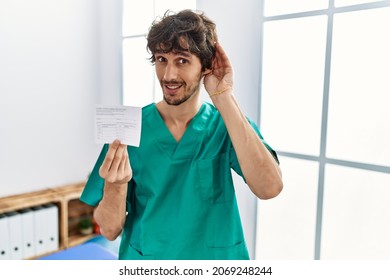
[38,242,117,260]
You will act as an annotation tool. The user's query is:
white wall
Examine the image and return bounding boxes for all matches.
[98,0,123,105]
[197,0,262,259]
[0,0,121,197]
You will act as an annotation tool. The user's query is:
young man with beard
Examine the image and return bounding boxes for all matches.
[80,9,282,260]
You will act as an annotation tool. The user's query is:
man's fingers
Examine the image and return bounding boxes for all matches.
[214,42,232,70]
[99,140,121,177]
[109,143,126,173]
[124,153,132,179]
[118,146,128,175]
[99,139,132,185]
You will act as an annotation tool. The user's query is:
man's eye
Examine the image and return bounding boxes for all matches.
[178,58,188,64]
[157,56,166,62]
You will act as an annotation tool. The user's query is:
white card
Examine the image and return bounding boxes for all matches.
[95,105,142,147]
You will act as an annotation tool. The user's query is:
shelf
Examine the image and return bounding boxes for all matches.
[0,188,59,214]
[68,234,97,248]
[0,181,97,259]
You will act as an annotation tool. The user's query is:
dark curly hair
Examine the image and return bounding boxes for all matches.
[146,9,218,71]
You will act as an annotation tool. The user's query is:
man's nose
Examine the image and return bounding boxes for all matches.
[163,63,178,81]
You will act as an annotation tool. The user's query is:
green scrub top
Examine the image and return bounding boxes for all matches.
[80,102,278,260]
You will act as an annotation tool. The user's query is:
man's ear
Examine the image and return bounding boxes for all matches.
[203,68,212,76]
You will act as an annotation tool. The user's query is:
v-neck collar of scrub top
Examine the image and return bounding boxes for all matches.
[146,102,210,161]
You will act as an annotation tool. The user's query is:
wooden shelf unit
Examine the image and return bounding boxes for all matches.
[0,182,96,258]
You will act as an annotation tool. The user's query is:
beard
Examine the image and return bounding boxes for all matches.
[161,75,202,106]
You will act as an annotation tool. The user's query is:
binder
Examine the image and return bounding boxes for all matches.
[19,208,36,259]
[6,211,24,260]
[44,204,59,253]
[0,214,11,260]
[32,206,48,256]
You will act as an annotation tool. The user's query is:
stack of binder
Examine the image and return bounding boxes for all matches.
[0,204,59,260]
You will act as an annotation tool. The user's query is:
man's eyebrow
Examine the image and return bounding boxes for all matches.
[175,51,191,57]
[155,50,191,57]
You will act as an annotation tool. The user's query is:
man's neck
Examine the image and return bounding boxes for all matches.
[157,95,202,126]
[156,95,202,142]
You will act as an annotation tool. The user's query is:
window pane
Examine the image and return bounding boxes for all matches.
[327,8,390,166]
[321,164,390,259]
[264,0,328,16]
[155,0,196,17]
[122,37,154,107]
[122,0,154,36]
[335,0,380,7]
[261,16,327,156]
[256,157,318,259]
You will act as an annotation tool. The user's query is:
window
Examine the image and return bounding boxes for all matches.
[122,0,196,107]
[257,0,390,259]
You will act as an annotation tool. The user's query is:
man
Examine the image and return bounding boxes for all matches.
[80,9,282,260]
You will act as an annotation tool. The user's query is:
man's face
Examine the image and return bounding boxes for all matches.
[154,49,204,106]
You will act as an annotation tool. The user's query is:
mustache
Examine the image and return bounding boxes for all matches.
[161,80,185,86]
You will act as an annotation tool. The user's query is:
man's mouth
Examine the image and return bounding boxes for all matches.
[163,83,183,94]
[165,84,181,90]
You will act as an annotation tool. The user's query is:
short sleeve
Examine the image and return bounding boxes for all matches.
[230,117,279,179]
[79,144,108,206]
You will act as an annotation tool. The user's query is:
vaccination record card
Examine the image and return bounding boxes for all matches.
[95,104,142,147]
